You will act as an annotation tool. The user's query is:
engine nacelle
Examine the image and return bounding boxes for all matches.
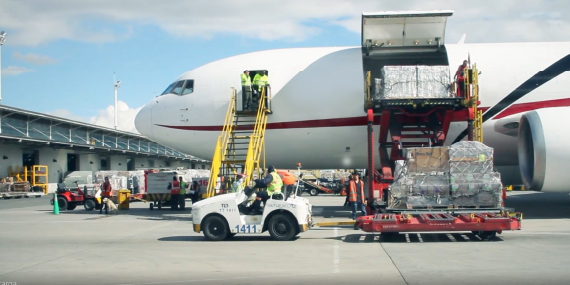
[518,107,570,192]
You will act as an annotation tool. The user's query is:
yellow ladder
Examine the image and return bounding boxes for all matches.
[205,87,271,197]
[463,64,483,143]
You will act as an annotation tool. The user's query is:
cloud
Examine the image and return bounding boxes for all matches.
[88,100,142,134]
[13,52,58,65]
[46,109,88,122]
[0,0,568,46]
[1,65,34,75]
[47,101,141,134]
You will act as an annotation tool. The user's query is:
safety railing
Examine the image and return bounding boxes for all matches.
[364,71,372,110]
[242,87,269,187]
[463,64,483,142]
[206,88,237,198]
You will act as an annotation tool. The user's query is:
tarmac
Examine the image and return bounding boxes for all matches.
[0,191,570,285]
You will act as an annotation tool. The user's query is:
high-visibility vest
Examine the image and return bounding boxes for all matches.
[179,181,186,194]
[348,180,365,202]
[101,182,112,197]
[241,73,251,86]
[231,180,244,193]
[252,74,261,85]
[257,75,268,90]
[267,172,283,196]
[171,180,180,195]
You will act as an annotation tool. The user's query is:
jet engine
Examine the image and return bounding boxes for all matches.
[518,107,570,192]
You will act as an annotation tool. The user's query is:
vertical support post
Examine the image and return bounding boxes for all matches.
[378,109,393,180]
[0,31,4,104]
[367,109,374,202]
[114,79,120,130]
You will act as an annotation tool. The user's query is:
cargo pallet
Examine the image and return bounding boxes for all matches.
[354,11,521,237]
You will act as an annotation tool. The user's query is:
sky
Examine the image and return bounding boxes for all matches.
[0,0,568,133]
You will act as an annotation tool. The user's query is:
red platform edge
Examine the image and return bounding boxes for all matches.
[356,212,522,234]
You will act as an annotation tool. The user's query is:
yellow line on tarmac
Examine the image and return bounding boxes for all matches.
[314,221,355,227]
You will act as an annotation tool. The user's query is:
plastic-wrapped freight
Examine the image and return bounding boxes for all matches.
[389,141,503,209]
[376,65,451,99]
[95,170,147,194]
[406,147,450,173]
[0,182,11,192]
[448,141,502,207]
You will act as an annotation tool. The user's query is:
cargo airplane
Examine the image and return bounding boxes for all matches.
[134,10,570,192]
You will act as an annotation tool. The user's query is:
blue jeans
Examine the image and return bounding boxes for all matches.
[352,201,367,220]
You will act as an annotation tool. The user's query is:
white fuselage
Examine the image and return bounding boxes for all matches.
[135,42,570,186]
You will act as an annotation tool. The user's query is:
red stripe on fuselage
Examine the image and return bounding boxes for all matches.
[155,99,570,131]
[493,98,570,119]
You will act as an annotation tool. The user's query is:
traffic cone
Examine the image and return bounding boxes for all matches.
[53,193,60,215]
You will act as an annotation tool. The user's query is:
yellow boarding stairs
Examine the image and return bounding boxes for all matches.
[205,87,271,198]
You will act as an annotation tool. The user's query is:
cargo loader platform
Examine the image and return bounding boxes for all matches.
[355,10,522,239]
[368,97,466,112]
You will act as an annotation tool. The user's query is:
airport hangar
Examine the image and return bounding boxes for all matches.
[0,104,211,188]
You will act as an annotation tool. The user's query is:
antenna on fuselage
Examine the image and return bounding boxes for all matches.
[457,34,467,45]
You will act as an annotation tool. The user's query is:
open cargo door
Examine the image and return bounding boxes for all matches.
[361,10,453,56]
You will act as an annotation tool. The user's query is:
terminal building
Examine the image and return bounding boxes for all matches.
[0,105,211,185]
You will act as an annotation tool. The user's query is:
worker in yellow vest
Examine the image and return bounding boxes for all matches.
[257,71,269,94]
[257,71,269,108]
[249,166,282,215]
[178,176,187,210]
[252,72,262,97]
[241,70,253,110]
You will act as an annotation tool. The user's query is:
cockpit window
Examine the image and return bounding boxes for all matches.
[171,81,185,95]
[161,82,176,95]
[181,80,194,95]
[160,80,195,96]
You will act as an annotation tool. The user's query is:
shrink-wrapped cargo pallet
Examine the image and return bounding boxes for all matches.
[95,169,211,194]
[95,170,146,193]
[0,182,11,192]
[389,141,503,209]
[374,65,452,99]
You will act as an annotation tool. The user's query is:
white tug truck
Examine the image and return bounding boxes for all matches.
[191,186,314,241]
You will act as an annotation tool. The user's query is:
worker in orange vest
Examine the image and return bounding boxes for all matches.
[168,176,180,211]
[454,60,468,97]
[348,172,367,220]
[100,177,112,214]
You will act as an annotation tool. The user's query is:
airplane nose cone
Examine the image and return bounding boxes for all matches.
[135,104,153,139]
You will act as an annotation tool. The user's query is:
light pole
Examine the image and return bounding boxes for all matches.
[114,79,121,130]
[0,31,6,104]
